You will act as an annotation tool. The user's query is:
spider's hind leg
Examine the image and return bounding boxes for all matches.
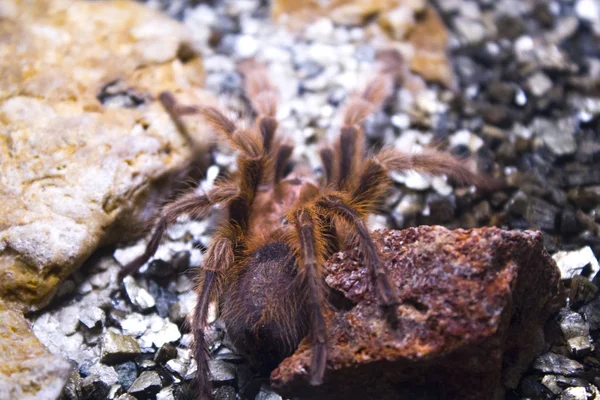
[287,209,329,385]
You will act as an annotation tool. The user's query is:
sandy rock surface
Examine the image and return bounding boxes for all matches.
[0,0,210,310]
[0,300,72,400]
[0,0,211,397]
[272,227,564,399]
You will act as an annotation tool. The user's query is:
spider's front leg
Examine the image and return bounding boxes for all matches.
[317,195,399,316]
[287,209,329,385]
[118,184,238,279]
[192,234,234,400]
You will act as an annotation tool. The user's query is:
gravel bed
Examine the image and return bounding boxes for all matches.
[29,0,600,399]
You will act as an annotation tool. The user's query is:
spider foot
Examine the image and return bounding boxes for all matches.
[375,271,398,308]
[375,272,400,329]
[309,342,327,386]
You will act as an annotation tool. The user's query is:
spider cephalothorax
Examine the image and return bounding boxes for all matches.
[120,56,492,399]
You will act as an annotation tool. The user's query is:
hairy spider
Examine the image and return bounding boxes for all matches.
[120,56,492,399]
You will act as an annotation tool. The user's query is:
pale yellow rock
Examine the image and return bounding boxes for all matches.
[0,0,211,309]
[0,0,212,397]
[379,5,416,40]
[407,6,454,88]
[0,300,72,399]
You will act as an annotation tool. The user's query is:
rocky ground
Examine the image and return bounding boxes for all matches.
[25,0,600,399]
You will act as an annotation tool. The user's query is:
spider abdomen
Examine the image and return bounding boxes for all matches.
[221,242,309,372]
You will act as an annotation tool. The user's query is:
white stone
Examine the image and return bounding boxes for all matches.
[305,18,334,41]
[527,72,553,97]
[235,35,259,58]
[553,246,600,280]
[515,35,534,55]
[119,313,148,337]
[559,386,588,400]
[576,0,600,23]
[148,322,181,348]
[449,129,484,152]
[123,276,156,311]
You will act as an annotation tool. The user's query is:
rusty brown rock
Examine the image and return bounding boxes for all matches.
[271,226,564,400]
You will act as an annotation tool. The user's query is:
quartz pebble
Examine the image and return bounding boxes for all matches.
[123,276,156,311]
[79,306,106,329]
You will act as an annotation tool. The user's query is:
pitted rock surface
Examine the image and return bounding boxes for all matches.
[271,226,564,400]
[0,0,211,310]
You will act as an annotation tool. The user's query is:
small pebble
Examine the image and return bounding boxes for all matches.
[255,385,283,400]
[155,343,178,364]
[123,276,156,311]
[560,386,588,400]
[115,361,138,391]
[209,360,236,383]
[527,72,553,98]
[532,353,585,376]
[580,299,600,330]
[553,246,600,280]
[156,386,176,400]
[165,358,188,378]
[79,306,106,329]
[128,371,162,396]
[101,331,141,364]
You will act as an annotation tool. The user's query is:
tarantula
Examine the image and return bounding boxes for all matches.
[120,56,491,399]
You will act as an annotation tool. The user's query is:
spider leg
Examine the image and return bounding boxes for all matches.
[239,60,291,187]
[274,143,294,185]
[239,60,279,152]
[158,91,265,160]
[192,235,234,400]
[333,72,394,191]
[239,58,277,119]
[159,92,197,146]
[317,196,398,312]
[193,153,269,398]
[376,147,496,189]
[324,149,492,314]
[319,147,334,186]
[288,209,328,385]
[118,184,238,279]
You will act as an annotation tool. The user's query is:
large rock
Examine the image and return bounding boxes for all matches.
[271,0,454,87]
[0,0,210,397]
[0,0,211,310]
[271,227,565,400]
[0,300,72,399]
